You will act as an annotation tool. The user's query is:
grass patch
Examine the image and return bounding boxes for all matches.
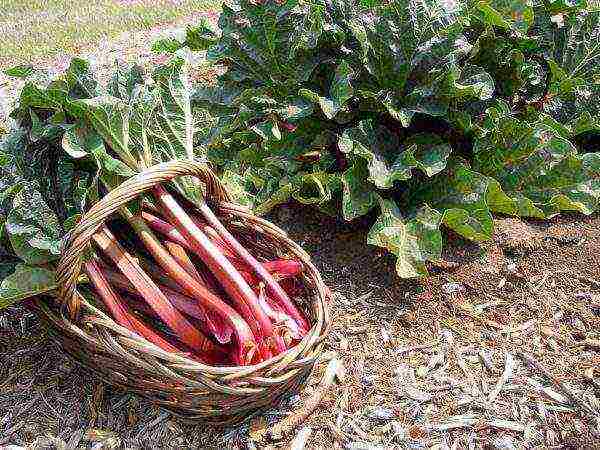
[0,0,219,67]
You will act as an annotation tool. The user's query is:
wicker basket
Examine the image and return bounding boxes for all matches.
[35,159,331,424]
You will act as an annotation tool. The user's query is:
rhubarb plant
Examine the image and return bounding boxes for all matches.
[179,0,600,277]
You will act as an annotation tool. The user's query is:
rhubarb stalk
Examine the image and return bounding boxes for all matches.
[153,185,284,356]
[196,203,310,332]
[122,212,259,363]
[92,227,216,354]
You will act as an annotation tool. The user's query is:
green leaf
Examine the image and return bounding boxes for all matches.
[536,9,600,125]
[107,63,145,100]
[406,161,495,241]
[63,122,134,179]
[16,80,69,113]
[185,19,221,51]
[62,124,104,159]
[403,133,453,177]
[4,65,34,78]
[470,29,526,97]
[0,264,56,309]
[475,108,600,217]
[339,120,410,188]
[299,61,353,119]
[368,197,443,278]
[220,168,257,208]
[71,95,135,167]
[474,0,535,34]
[6,185,62,265]
[152,58,195,161]
[339,121,452,188]
[152,36,186,54]
[65,58,100,99]
[209,0,325,86]
[341,159,378,220]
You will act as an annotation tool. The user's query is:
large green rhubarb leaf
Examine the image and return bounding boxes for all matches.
[536,8,600,127]
[405,161,496,241]
[341,159,378,220]
[209,0,326,87]
[368,197,442,278]
[300,61,354,119]
[474,103,600,217]
[339,120,452,188]
[5,184,61,265]
[0,264,56,308]
[473,0,535,34]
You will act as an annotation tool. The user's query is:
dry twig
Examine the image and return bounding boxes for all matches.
[269,357,344,441]
[516,351,599,420]
[286,426,313,450]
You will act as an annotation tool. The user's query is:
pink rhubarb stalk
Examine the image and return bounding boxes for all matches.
[195,202,310,332]
[123,213,259,363]
[153,185,284,357]
[92,228,216,354]
[104,268,234,345]
[84,258,202,360]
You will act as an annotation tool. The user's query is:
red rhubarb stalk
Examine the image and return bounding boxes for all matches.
[123,213,259,363]
[143,211,302,280]
[195,202,310,332]
[92,228,216,354]
[142,211,194,252]
[257,283,299,348]
[164,240,204,283]
[104,269,234,345]
[153,185,283,357]
[84,259,200,359]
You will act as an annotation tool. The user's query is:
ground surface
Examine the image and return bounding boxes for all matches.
[1,205,600,449]
[1,10,600,450]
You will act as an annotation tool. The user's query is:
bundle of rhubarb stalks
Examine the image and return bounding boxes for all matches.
[80,190,309,366]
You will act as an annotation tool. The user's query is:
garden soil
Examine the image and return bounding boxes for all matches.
[1,203,600,449]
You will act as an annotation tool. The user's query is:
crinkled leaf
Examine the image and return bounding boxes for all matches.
[6,185,61,265]
[299,61,353,119]
[70,95,134,166]
[253,171,341,215]
[62,123,104,159]
[368,197,443,278]
[339,121,452,187]
[470,29,527,97]
[406,161,495,241]
[14,80,69,114]
[339,119,411,188]
[107,63,145,101]
[152,58,195,161]
[474,0,535,34]
[341,159,378,220]
[185,19,221,51]
[536,8,600,125]
[65,58,100,99]
[0,264,56,308]
[475,105,600,217]
[209,0,326,86]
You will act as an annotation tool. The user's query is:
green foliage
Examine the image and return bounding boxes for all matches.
[0,57,204,307]
[187,0,600,277]
[2,0,599,284]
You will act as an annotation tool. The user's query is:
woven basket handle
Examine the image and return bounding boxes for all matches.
[56,160,230,318]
